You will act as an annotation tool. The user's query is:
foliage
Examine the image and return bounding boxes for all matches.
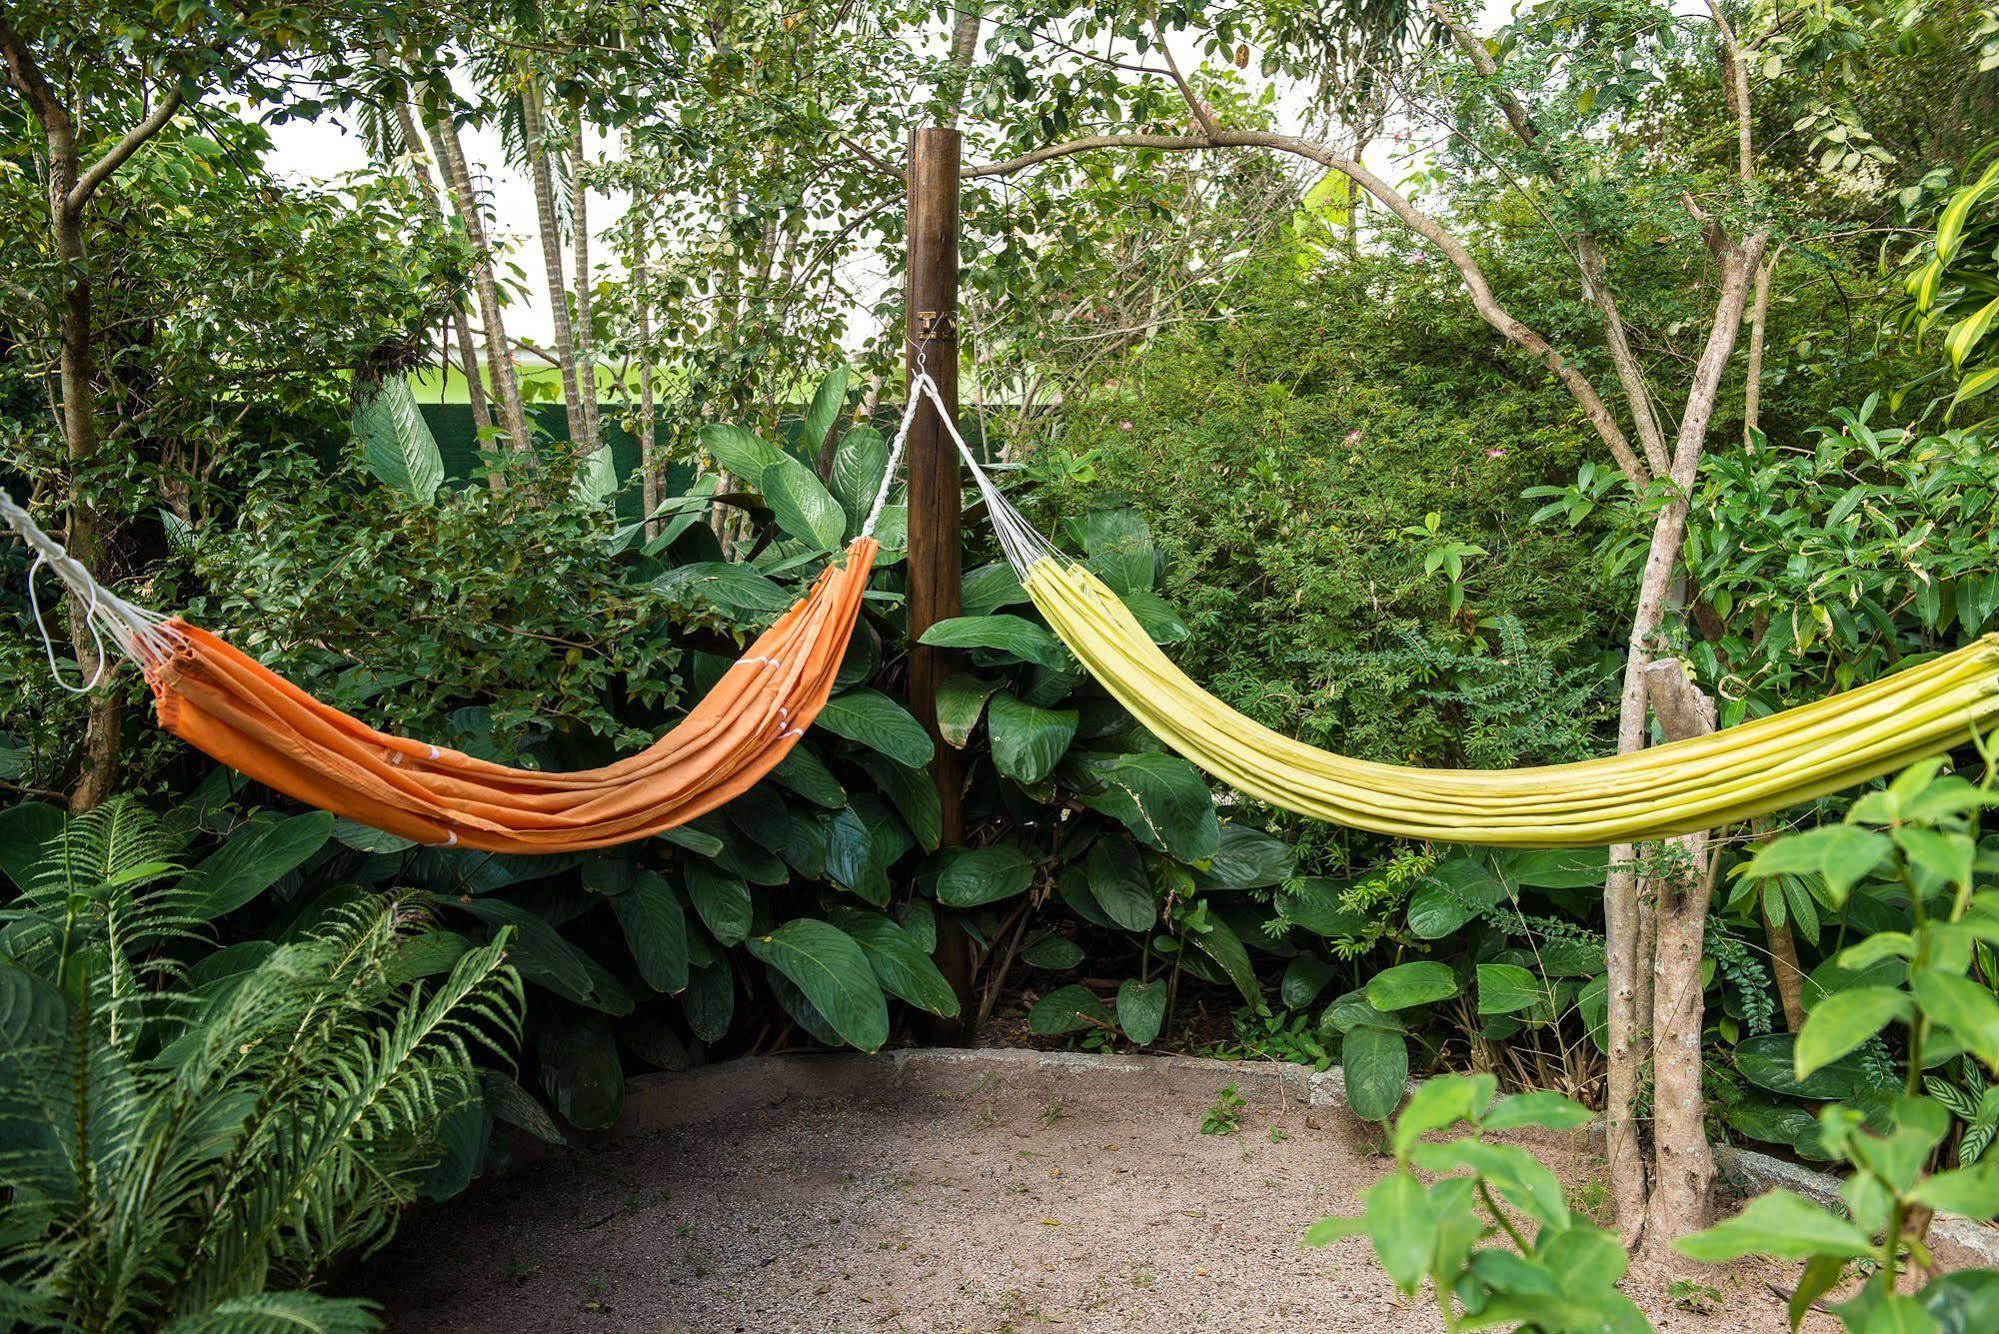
[1906,146,1999,430]
[1303,1073,1632,1333]
[0,799,524,1331]
[1679,756,1999,1331]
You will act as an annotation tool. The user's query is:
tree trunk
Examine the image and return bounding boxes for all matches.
[387,98,491,438]
[634,227,660,538]
[568,106,602,456]
[520,77,586,447]
[423,104,532,460]
[1743,246,1780,444]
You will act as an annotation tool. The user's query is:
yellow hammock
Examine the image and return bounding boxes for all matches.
[918,375,1999,848]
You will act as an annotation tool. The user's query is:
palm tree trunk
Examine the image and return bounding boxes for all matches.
[422,105,532,463]
[568,105,602,456]
[388,99,491,438]
[520,77,586,448]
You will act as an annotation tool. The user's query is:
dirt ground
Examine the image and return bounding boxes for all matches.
[358,1050,1838,1333]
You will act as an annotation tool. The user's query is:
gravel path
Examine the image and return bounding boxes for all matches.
[359,1051,1831,1333]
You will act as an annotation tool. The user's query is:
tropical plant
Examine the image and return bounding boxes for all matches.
[1677,755,1999,1331]
[1303,1073,1635,1332]
[0,799,526,1331]
[1905,146,1999,430]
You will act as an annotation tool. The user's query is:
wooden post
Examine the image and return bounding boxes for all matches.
[905,126,974,1037]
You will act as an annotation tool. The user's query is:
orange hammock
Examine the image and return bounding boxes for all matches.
[3,485,881,853]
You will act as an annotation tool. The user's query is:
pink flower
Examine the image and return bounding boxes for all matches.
[1486,447,1507,458]
[1344,429,1364,446]
[1119,421,1134,431]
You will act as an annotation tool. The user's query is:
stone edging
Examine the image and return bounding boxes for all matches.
[555,1046,1999,1267]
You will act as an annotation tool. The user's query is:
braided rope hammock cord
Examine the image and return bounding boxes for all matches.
[907,376,1999,849]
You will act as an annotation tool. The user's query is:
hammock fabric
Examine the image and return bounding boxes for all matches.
[1,483,880,854]
[918,375,1999,849]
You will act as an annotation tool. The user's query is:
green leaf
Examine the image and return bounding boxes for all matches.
[1503,846,1609,888]
[183,812,333,921]
[1391,1074,1495,1157]
[830,424,888,532]
[761,456,847,550]
[653,561,793,614]
[535,1012,624,1130]
[1342,1024,1409,1121]
[802,366,850,457]
[609,871,690,994]
[1029,983,1112,1035]
[1281,953,1338,1009]
[1406,857,1509,938]
[746,919,889,1051]
[354,377,444,504]
[1197,824,1296,890]
[1190,915,1262,1007]
[700,422,783,480]
[1084,838,1154,931]
[1117,977,1167,1044]
[682,862,752,948]
[1277,877,1368,938]
[830,908,960,1018]
[1482,1090,1593,1132]
[1476,963,1544,1015]
[481,1069,565,1146]
[936,673,1000,748]
[1079,753,1219,863]
[772,745,845,808]
[1739,826,1892,905]
[1912,1160,1999,1218]
[1675,1190,1877,1261]
[1359,1169,1432,1291]
[0,959,68,1049]
[963,562,1028,616]
[1365,961,1459,1011]
[855,752,942,854]
[918,614,1072,670]
[1795,986,1912,1078]
[1911,969,1999,1069]
[0,801,63,891]
[933,843,1035,908]
[682,962,734,1042]
[814,689,934,767]
[1117,588,1189,643]
[1022,933,1084,970]
[986,693,1078,785]
[1736,1032,1876,1100]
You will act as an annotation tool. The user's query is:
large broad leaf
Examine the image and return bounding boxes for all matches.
[1406,857,1509,939]
[1117,589,1190,644]
[1735,1032,1878,1100]
[1067,508,1156,593]
[1502,847,1609,889]
[354,377,444,504]
[1676,1190,1877,1262]
[855,752,942,853]
[1084,838,1154,931]
[1365,961,1459,1011]
[700,422,783,480]
[814,690,934,767]
[682,862,753,947]
[654,561,793,614]
[918,615,1072,670]
[830,425,889,534]
[1028,983,1112,1035]
[830,908,959,1018]
[986,693,1077,785]
[1117,977,1167,1045]
[1912,968,1999,1068]
[449,897,597,1006]
[1079,753,1219,863]
[761,456,847,550]
[682,962,734,1043]
[1197,824,1296,890]
[771,745,845,808]
[481,1069,566,1146]
[1277,877,1367,938]
[1342,1024,1409,1121]
[802,366,850,456]
[572,445,618,509]
[936,673,1001,748]
[1794,985,1911,1078]
[933,842,1035,908]
[1190,915,1262,1008]
[535,1012,624,1130]
[1282,953,1339,1009]
[745,918,889,1051]
[0,801,63,891]
[183,812,334,921]
[1476,963,1545,1015]
[0,959,68,1048]
[963,562,1029,616]
[610,871,690,994]
[821,806,889,905]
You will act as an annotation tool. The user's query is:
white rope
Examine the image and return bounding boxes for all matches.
[861,383,931,539]
[896,373,1060,579]
[0,486,184,683]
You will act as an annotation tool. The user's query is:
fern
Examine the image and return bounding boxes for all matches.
[0,804,524,1332]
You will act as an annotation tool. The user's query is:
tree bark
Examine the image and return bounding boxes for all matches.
[1,21,184,811]
[633,218,660,538]
[520,77,586,447]
[1743,246,1780,444]
[569,105,602,456]
[423,102,532,460]
[387,97,491,438]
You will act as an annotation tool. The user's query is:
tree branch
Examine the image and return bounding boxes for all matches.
[0,10,66,132]
[68,85,184,214]
[966,127,1654,486]
[1704,0,1754,184]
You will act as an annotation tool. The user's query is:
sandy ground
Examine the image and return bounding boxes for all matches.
[358,1052,1835,1333]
